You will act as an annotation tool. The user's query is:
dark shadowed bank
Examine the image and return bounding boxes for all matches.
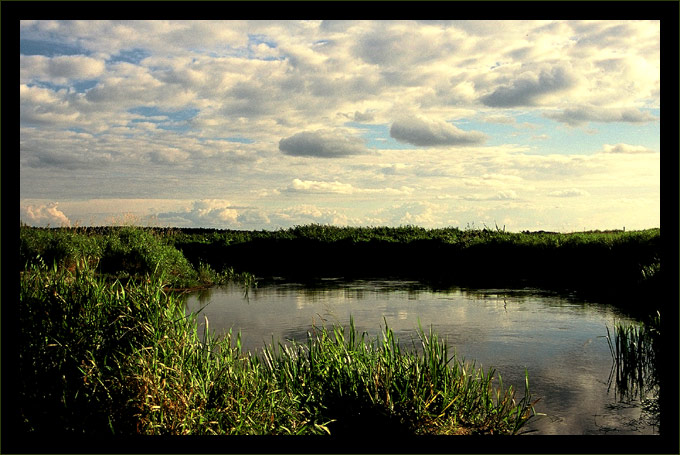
[166,225,664,318]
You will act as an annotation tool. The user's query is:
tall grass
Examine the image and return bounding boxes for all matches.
[260,318,539,435]
[18,259,538,435]
[19,224,254,289]
[18,258,313,435]
[20,224,660,301]
[605,313,660,402]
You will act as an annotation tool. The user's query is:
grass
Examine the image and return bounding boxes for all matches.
[605,313,661,403]
[20,224,255,289]
[17,254,539,436]
[260,318,539,435]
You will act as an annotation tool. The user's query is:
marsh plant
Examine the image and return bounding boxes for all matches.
[19,225,253,289]
[605,314,660,400]
[260,318,540,435]
[605,313,661,431]
[18,259,538,435]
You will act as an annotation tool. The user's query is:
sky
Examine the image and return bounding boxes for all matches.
[19,19,661,232]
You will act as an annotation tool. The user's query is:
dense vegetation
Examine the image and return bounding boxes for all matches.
[19,224,664,323]
[19,224,255,290]
[17,260,539,437]
[21,224,661,297]
[14,224,558,444]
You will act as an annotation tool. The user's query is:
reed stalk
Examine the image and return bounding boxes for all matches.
[605,314,660,402]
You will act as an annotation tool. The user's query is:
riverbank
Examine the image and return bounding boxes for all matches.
[14,224,544,442]
[10,223,675,448]
[22,224,662,306]
[172,225,662,310]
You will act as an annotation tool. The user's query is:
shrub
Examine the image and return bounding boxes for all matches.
[98,227,197,287]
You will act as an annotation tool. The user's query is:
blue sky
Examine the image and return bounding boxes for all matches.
[20,20,660,231]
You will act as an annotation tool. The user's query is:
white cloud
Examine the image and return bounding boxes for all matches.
[20,84,81,127]
[546,106,657,126]
[18,20,661,231]
[480,65,577,107]
[156,199,240,227]
[271,204,362,227]
[288,179,354,194]
[352,22,459,68]
[463,190,519,201]
[21,202,71,227]
[285,179,414,196]
[20,55,106,85]
[462,173,525,188]
[149,148,191,164]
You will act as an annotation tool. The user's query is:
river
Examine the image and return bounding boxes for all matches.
[185,278,659,435]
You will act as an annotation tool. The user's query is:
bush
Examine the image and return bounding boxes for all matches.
[98,227,197,287]
[20,226,103,270]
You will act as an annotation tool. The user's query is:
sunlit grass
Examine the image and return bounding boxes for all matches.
[260,318,539,435]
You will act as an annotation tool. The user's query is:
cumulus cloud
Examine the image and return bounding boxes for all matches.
[600,143,656,154]
[20,54,106,85]
[339,110,375,122]
[20,84,81,127]
[462,173,525,188]
[21,202,71,227]
[389,116,487,147]
[279,130,368,157]
[149,148,191,164]
[156,199,239,227]
[271,204,362,227]
[18,20,660,231]
[480,65,577,107]
[545,105,657,126]
[372,201,453,228]
[353,25,458,68]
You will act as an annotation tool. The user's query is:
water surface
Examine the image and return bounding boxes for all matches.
[186,279,659,435]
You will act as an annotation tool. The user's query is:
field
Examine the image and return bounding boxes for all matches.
[10,224,665,445]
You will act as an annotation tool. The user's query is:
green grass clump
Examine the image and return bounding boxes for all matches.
[97,226,196,286]
[260,319,539,435]
[19,224,253,289]
[18,259,310,435]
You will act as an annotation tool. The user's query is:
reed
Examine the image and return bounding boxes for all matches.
[20,224,255,289]
[18,258,311,435]
[18,259,538,435]
[605,313,660,401]
[259,318,539,435]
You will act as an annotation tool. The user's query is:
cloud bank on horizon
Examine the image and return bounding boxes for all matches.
[19,20,660,231]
